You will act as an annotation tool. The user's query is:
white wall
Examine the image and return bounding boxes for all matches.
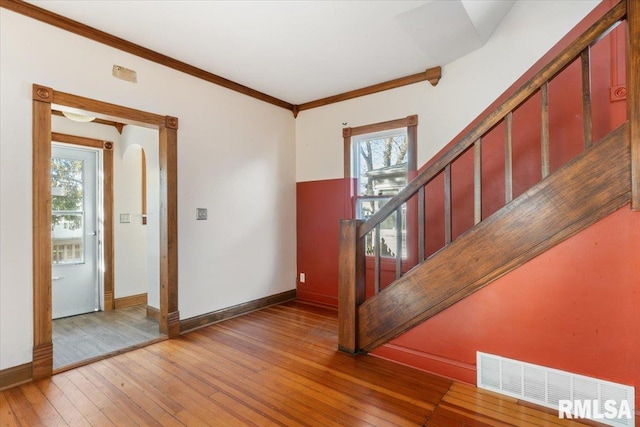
[114,143,149,300]
[115,126,160,304]
[0,9,296,370]
[295,0,600,183]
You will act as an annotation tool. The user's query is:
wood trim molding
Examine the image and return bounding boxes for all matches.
[32,342,53,380]
[32,90,52,380]
[165,116,179,130]
[2,1,444,116]
[167,311,181,338]
[180,289,297,333]
[52,90,167,127]
[159,125,179,337]
[104,290,114,311]
[33,84,53,102]
[51,110,124,133]
[32,84,179,377]
[103,146,115,311]
[0,0,292,111]
[346,115,419,138]
[0,363,33,391]
[146,305,160,321]
[297,68,441,112]
[51,132,107,149]
[374,343,477,384]
[114,293,148,309]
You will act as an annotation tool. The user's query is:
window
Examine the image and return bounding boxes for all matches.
[343,115,417,258]
[51,157,85,264]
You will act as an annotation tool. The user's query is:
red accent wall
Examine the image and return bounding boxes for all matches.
[373,206,640,412]
[296,178,348,306]
[296,0,636,412]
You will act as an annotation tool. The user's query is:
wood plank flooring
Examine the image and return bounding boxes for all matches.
[2,301,594,426]
[53,305,162,370]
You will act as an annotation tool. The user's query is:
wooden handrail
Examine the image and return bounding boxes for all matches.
[358,123,631,351]
[358,0,626,239]
[339,0,632,353]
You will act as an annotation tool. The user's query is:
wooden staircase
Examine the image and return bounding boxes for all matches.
[338,0,639,354]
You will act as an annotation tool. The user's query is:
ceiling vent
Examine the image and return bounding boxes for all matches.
[477,352,635,427]
[112,65,137,83]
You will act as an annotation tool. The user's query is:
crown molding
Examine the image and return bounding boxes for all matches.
[2,0,443,118]
[0,0,293,111]
[296,67,441,113]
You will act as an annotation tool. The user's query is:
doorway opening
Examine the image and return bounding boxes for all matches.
[32,84,179,379]
[50,126,163,370]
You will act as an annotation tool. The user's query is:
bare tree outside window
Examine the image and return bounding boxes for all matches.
[358,134,407,198]
[354,130,408,257]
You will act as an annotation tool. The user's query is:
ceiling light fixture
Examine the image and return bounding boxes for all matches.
[62,111,96,123]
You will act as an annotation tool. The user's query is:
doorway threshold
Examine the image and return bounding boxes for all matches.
[53,305,165,373]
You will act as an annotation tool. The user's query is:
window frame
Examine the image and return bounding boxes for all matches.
[343,115,418,272]
[343,115,418,219]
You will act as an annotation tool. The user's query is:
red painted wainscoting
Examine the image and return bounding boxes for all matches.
[296,178,349,307]
[296,176,417,305]
[373,206,640,412]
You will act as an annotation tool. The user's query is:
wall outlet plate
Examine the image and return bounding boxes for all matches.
[196,208,207,220]
[120,213,131,223]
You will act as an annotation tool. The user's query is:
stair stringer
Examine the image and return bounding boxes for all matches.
[358,123,631,352]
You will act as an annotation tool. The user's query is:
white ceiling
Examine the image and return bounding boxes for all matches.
[28,0,515,105]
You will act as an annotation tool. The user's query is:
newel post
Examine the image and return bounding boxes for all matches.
[338,219,365,353]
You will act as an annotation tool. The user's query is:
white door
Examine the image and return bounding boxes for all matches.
[51,145,100,319]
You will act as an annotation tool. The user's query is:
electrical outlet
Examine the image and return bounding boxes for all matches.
[196,208,207,220]
[299,273,305,283]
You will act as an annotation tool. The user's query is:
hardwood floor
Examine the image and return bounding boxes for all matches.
[53,305,162,370]
[2,301,594,426]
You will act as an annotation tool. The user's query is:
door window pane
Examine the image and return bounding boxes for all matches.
[51,213,84,264]
[51,157,85,264]
[51,158,84,211]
